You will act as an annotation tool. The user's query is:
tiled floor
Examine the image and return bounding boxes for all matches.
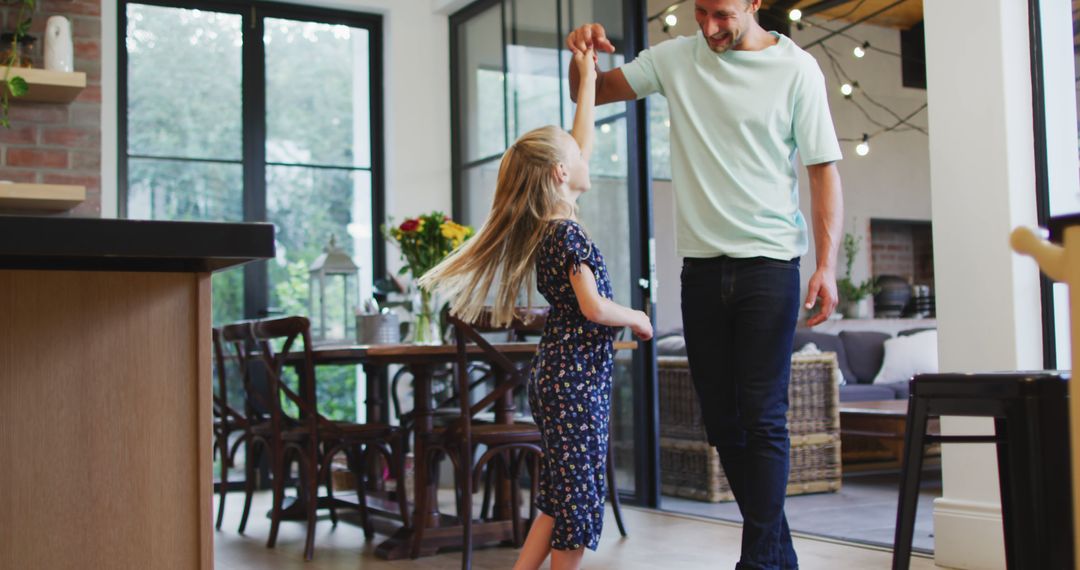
[214,489,938,569]
[663,469,941,553]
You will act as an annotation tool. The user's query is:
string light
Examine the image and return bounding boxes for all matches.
[853,42,868,58]
[840,82,855,97]
[789,9,803,22]
[600,123,612,134]
[855,134,870,156]
[664,13,677,27]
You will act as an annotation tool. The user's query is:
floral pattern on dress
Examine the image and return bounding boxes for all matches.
[528,219,617,551]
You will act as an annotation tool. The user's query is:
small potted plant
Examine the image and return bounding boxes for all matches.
[837,232,878,319]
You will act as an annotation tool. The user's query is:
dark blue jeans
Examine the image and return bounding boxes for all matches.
[680,255,800,570]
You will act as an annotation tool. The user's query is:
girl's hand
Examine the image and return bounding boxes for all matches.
[630,310,653,341]
[573,47,597,82]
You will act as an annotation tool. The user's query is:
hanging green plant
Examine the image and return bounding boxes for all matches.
[1,0,36,128]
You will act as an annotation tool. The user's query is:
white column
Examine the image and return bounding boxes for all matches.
[924,0,1047,568]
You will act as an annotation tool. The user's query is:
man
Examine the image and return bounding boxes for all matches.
[566,1,843,568]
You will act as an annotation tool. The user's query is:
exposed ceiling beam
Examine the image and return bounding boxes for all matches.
[798,0,862,19]
[800,0,907,49]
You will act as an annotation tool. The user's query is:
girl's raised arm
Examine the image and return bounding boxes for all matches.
[570,48,596,160]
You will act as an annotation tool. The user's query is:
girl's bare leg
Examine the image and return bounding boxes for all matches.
[551,546,585,570]
[513,512,554,570]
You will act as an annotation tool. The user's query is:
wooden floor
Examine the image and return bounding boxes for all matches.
[214,490,938,569]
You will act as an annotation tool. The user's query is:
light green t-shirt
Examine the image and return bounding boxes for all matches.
[621,31,842,260]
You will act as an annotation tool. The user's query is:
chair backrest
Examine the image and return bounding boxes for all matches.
[447,315,532,442]
[469,306,548,341]
[249,316,336,437]
[212,327,246,425]
[220,321,265,420]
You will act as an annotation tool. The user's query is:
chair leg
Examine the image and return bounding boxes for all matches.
[322,447,339,528]
[460,444,473,570]
[393,437,410,529]
[238,440,260,534]
[267,445,286,549]
[216,435,228,530]
[350,446,375,540]
[607,444,627,537]
[529,453,539,526]
[480,459,495,521]
[302,450,319,561]
[510,451,524,547]
[892,396,929,570]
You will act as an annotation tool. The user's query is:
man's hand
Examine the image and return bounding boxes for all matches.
[566,23,615,55]
[804,268,838,327]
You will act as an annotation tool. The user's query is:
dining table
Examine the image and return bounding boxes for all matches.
[284,339,638,560]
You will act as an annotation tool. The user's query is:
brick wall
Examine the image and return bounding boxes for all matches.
[0,0,101,217]
[870,219,935,289]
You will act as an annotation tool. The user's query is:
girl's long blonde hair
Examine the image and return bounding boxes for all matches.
[418,125,576,327]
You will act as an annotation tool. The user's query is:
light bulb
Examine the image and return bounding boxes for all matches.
[840,83,854,96]
[856,134,870,156]
[664,13,677,27]
[788,9,802,22]
[611,153,620,162]
[853,45,865,58]
[600,123,611,134]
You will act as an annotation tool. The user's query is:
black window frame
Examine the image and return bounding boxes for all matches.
[118,0,386,320]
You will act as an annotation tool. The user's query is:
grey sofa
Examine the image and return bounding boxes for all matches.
[655,326,935,403]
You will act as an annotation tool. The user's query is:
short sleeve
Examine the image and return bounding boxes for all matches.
[556,221,597,277]
[792,63,843,165]
[620,47,663,99]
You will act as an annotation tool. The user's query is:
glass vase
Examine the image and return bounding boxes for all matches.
[413,288,442,345]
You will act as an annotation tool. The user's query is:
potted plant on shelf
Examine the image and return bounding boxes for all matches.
[837,232,878,319]
[1,0,36,128]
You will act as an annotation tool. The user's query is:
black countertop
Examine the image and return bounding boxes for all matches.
[0,216,275,272]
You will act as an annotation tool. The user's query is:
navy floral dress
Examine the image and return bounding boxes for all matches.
[528,219,618,551]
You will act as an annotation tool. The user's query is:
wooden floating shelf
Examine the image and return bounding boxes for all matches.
[0,183,86,211]
[1,68,87,103]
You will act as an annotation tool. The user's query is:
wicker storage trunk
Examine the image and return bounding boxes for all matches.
[658,353,842,502]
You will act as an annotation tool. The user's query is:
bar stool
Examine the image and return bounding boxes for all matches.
[892,372,1073,569]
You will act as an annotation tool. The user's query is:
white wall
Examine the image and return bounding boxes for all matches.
[649,16,931,331]
[102,0,453,278]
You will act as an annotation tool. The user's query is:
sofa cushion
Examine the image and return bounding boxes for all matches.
[656,334,687,356]
[839,331,891,384]
[872,329,938,384]
[876,381,910,400]
[793,329,856,385]
[838,383,898,402]
[898,327,936,337]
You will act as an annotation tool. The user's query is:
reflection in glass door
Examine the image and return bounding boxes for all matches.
[450,0,656,505]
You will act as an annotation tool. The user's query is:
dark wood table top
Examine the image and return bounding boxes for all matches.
[299,340,638,365]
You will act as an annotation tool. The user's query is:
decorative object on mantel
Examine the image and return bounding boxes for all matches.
[383,211,474,344]
[44,15,72,73]
[874,275,911,318]
[837,232,878,319]
[1,0,37,128]
[308,235,360,344]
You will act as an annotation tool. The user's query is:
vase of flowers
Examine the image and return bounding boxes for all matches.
[384,211,473,344]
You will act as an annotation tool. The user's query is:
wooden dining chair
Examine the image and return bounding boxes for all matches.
[249,316,410,561]
[211,327,252,530]
[411,314,544,569]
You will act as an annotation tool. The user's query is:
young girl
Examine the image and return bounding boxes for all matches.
[418,48,652,570]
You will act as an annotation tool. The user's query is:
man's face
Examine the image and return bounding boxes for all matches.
[694,0,757,53]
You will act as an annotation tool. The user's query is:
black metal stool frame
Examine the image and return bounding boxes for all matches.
[892,372,1072,570]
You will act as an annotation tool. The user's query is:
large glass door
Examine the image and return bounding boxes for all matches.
[122,1,384,425]
[450,0,657,505]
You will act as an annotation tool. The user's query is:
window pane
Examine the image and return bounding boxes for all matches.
[127,157,243,221]
[126,5,242,160]
[461,160,502,230]
[265,19,370,168]
[459,3,506,161]
[649,95,672,179]
[267,166,373,314]
[506,0,560,137]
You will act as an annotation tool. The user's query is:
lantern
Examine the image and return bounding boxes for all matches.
[308,235,359,343]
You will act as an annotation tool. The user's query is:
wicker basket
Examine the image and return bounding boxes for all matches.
[658,353,842,502]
